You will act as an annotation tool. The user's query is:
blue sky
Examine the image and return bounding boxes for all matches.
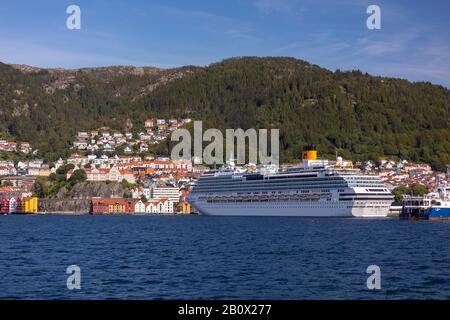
[0,0,449,87]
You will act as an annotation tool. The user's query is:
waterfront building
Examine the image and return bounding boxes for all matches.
[6,197,38,214]
[158,199,174,214]
[9,198,17,213]
[179,201,191,214]
[67,166,136,184]
[8,197,17,213]
[90,198,137,214]
[0,198,9,213]
[144,198,174,214]
[134,200,146,213]
[90,198,175,214]
[145,201,156,213]
[151,187,180,203]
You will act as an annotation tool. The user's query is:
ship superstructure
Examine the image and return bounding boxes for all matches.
[188,146,394,217]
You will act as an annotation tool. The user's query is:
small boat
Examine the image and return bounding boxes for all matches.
[400,183,450,220]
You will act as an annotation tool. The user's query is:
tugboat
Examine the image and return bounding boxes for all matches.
[400,183,450,220]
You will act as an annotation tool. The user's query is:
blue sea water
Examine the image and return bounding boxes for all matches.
[0,215,449,300]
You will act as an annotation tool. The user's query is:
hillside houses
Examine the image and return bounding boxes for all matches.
[0,140,32,154]
[73,157,193,173]
[66,166,136,184]
[363,160,440,189]
[67,154,142,168]
[0,160,49,176]
[72,117,190,154]
[64,157,194,188]
[145,118,154,128]
[0,166,17,176]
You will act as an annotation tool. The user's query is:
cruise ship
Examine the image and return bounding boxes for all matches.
[188,145,394,217]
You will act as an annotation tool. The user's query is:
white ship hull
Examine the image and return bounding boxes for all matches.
[191,200,390,218]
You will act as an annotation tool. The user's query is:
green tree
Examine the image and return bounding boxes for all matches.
[124,190,132,199]
[33,176,49,198]
[68,169,87,185]
[56,163,75,175]
[409,183,428,196]
[121,179,133,189]
[392,184,428,202]
[0,181,13,187]
[392,185,409,202]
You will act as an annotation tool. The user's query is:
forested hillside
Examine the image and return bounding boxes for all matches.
[0,57,449,169]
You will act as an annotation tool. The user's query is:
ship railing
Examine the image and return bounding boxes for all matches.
[402,194,437,200]
[206,193,323,202]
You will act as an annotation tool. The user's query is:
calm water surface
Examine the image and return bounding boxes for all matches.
[0,215,449,299]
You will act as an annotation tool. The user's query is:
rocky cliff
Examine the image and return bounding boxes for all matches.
[39,181,129,214]
[39,199,91,214]
[55,181,127,199]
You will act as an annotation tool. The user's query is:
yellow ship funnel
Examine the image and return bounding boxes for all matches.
[302,144,317,160]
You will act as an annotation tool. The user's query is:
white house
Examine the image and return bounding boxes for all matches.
[142,188,151,199]
[91,130,99,138]
[125,132,133,140]
[140,143,149,153]
[9,198,17,213]
[74,141,88,150]
[145,202,156,213]
[77,131,89,139]
[158,199,174,214]
[103,143,114,152]
[143,199,174,214]
[0,166,17,175]
[55,158,65,169]
[134,200,146,214]
[124,146,132,153]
